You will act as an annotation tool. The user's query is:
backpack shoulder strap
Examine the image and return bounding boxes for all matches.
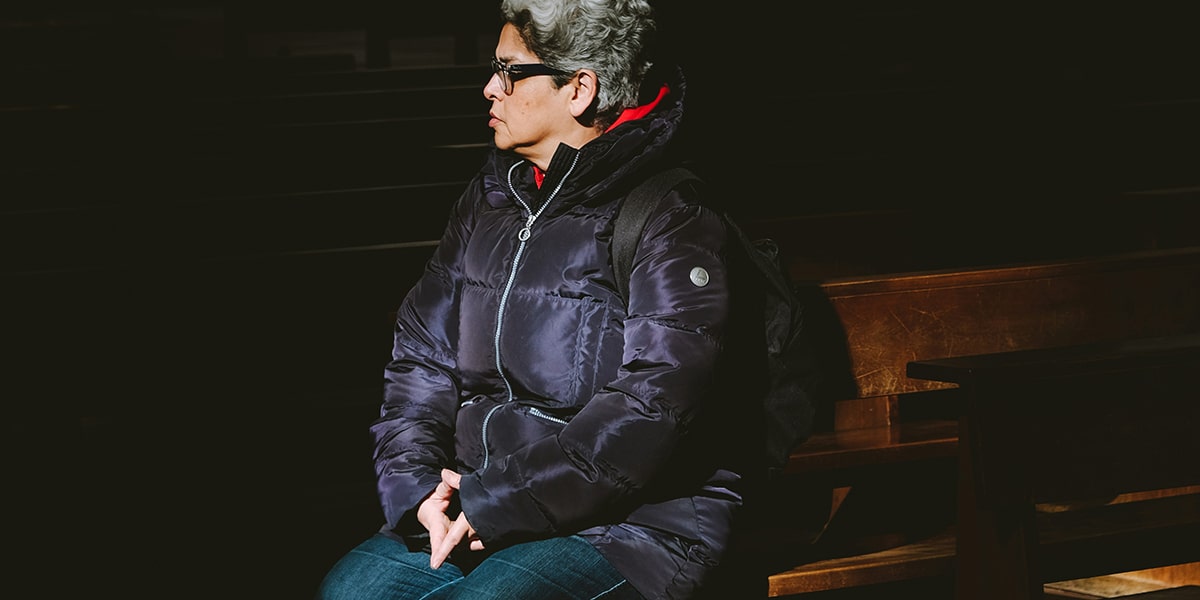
[612,167,701,303]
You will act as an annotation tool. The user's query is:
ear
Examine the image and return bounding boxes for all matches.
[567,69,599,118]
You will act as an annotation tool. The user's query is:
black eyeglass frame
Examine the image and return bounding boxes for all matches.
[490,57,571,94]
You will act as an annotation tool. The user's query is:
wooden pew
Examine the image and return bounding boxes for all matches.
[221,84,490,125]
[235,64,492,96]
[758,246,1200,598]
[2,108,490,170]
[908,335,1200,600]
[2,62,492,274]
[223,2,499,68]
[0,59,491,162]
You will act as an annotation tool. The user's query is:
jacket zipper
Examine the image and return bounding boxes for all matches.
[481,157,578,469]
[528,407,568,424]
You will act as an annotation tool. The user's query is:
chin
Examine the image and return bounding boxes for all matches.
[492,133,514,152]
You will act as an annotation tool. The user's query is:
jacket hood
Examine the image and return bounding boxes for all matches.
[482,64,688,217]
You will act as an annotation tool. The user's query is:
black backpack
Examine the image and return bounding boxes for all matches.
[612,167,817,476]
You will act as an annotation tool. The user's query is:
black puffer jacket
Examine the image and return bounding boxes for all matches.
[372,66,750,599]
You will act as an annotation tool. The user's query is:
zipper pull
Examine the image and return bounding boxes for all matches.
[518,213,535,241]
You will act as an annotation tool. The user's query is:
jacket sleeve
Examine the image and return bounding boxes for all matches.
[459,185,733,545]
[370,180,479,533]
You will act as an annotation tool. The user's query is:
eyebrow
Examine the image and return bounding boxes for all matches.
[495,54,536,65]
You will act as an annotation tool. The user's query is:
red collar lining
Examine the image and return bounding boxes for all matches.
[532,84,669,188]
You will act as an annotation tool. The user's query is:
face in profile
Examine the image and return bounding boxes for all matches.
[484,22,577,159]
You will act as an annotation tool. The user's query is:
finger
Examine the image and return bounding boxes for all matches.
[429,521,460,569]
[432,480,452,500]
[427,517,448,556]
[430,514,471,569]
[441,468,462,489]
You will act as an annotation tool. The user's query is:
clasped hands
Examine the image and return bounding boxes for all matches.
[417,468,484,569]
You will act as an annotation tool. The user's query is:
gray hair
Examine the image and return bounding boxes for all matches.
[500,0,656,130]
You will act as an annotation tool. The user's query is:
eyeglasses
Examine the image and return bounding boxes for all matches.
[490,57,571,95]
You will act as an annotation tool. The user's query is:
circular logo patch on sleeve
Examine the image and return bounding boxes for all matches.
[689,266,710,287]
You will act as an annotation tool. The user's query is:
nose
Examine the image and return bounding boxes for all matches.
[484,71,505,99]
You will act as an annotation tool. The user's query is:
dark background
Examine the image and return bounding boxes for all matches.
[3,2,1197,598]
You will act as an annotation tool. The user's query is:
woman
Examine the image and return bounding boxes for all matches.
[316,1,753,598]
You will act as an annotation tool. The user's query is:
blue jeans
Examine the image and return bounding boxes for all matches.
[316,533,646,600]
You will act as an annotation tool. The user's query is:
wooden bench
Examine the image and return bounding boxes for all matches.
[223,2,500,68]
[217,83,490,125]
[234,64,492,96]
[756,246,1200,598]
[1,61,493,274]
[909,334,1200,600]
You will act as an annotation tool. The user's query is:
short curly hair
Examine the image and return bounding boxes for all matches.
[500,0,656,130]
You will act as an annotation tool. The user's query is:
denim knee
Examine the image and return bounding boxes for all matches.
[315,534,463,600]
